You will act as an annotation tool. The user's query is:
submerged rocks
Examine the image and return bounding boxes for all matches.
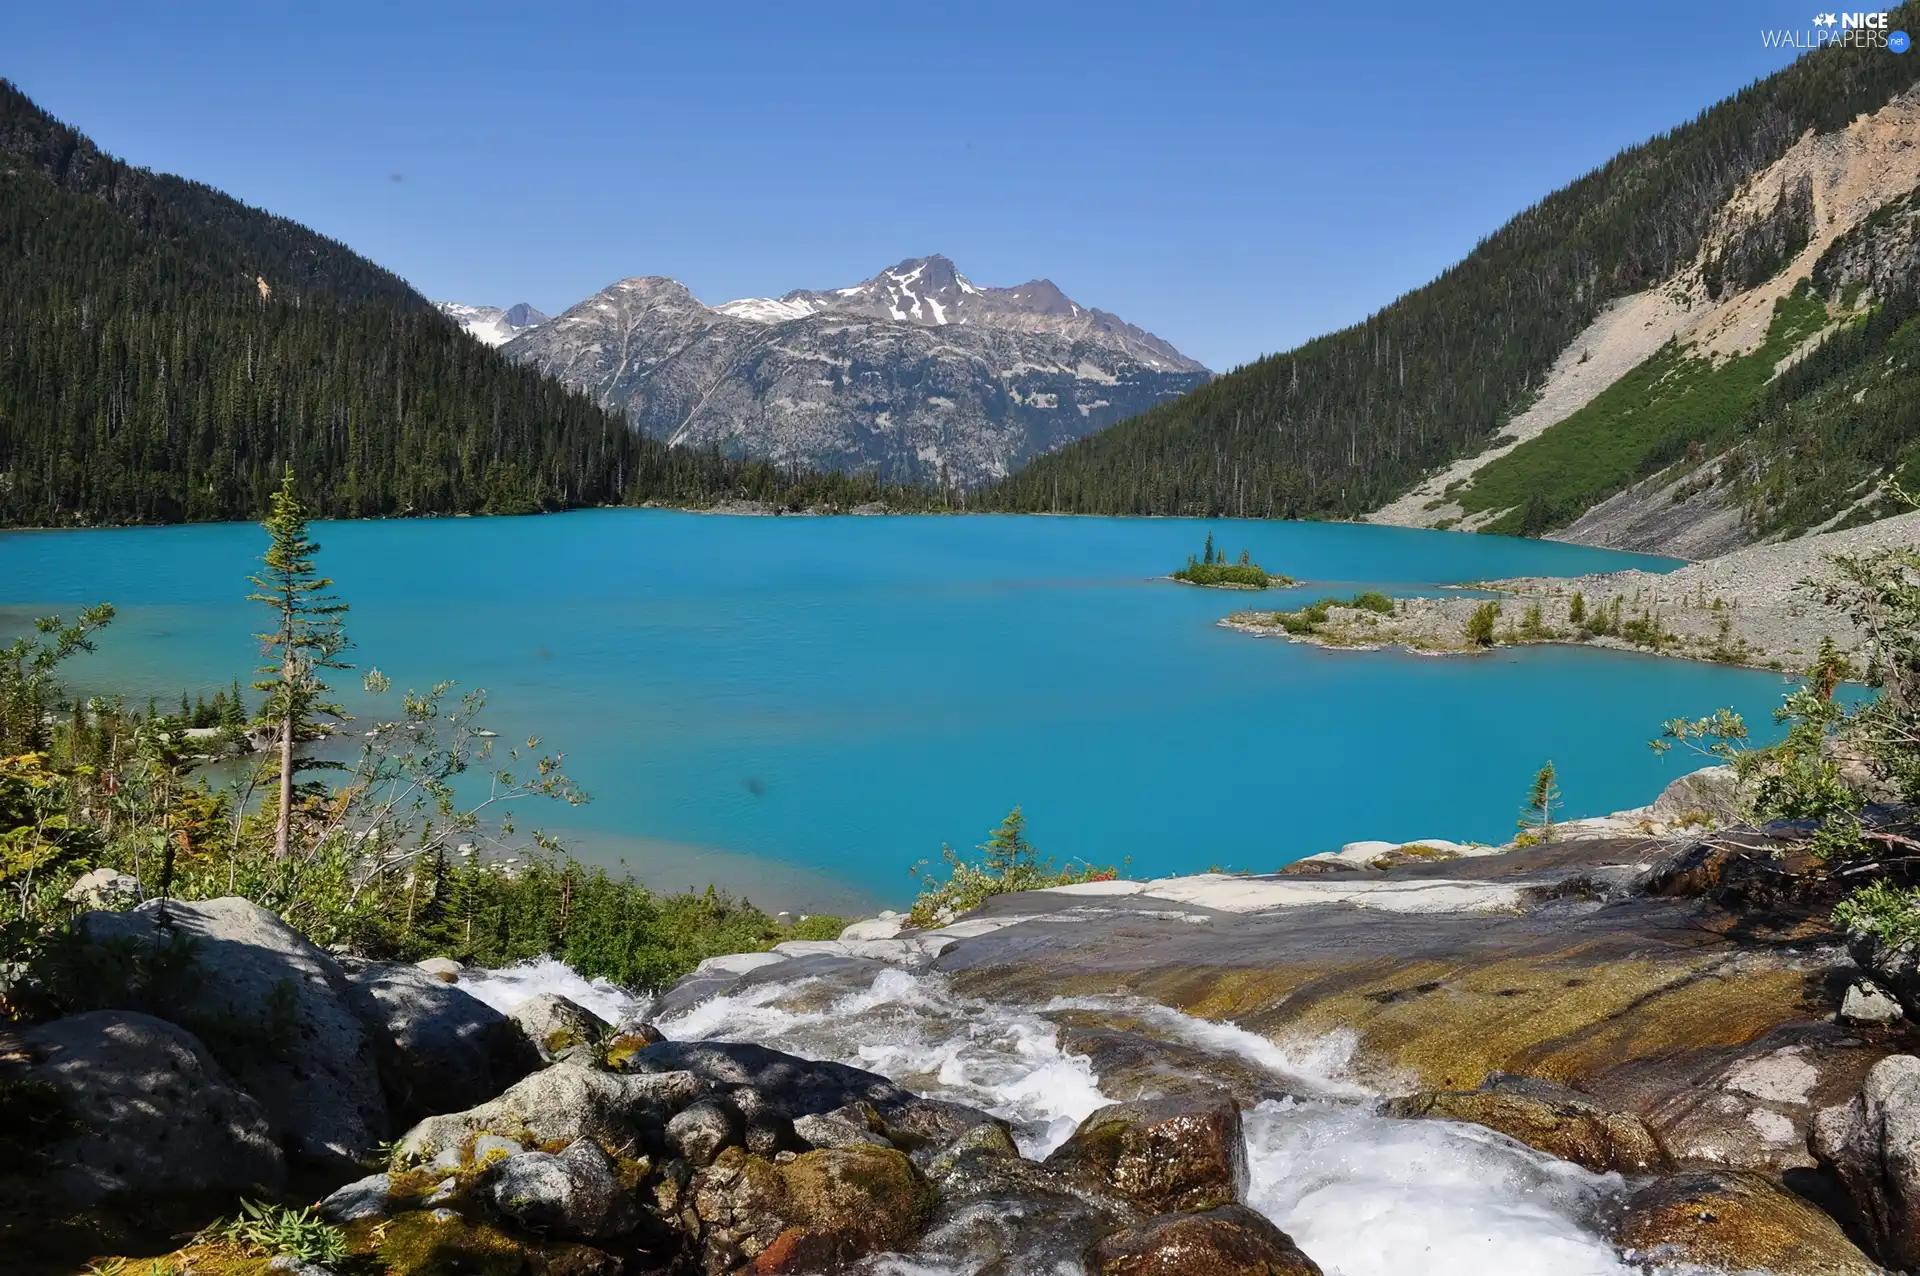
[77,897,388,1165]
[1814,1053,1920,1269]
[1044,1090,1247,1214]
[1385,1073,1670,1175]
[1088,1205,1324,1276]
[1,1009,284,1205]
[343,959,541,1122]
[1613,1169,1882,1275]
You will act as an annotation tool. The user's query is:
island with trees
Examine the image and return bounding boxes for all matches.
[1169,532,1294,589]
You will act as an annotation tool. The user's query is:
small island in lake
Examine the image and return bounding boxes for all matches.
[1170,532,1294,589]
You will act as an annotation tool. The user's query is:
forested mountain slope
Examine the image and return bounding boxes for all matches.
[0,82,919,525]
[981,19,1920,526]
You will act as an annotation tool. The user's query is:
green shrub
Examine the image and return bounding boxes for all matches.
[206,1201,348,1265]
[1834,879,1920,948]
[907,807,1114,929]
[1172,561,1274,588]
[1465,602,1500,646]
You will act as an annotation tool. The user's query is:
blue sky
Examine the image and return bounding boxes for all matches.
[3,1,1823,370]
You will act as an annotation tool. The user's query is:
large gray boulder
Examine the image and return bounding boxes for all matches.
[1814,1053,1920,1269]
[395,1061,710,1163]
[342,960,540,1122]
[508,992,611,1062]
[491,1139,639,1240]
[1,1010,284,1204]
[1649,764,1752,828]
[77,897,388,1165]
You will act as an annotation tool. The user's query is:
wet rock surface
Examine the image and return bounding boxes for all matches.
[1088,1204,1325,1276]
[1045,1091,1248,1214]
[1385,1073,1670,1174]
[1613,1169,1883,1275]
[509,992,613,1062]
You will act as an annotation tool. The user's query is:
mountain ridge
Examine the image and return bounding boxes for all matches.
[501,255,1209,487]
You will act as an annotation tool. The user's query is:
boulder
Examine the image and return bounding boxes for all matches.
[1649,765,1752,828]
[342,960,541,1121]
[1840,979,1904,1026]
[0,1009,284,1205]
[491,1139,640,1241]
[1814,1053,1920,1269]
[415,957,465,983]
[1088,1205,1325,1276]
[396,1061,709,1162]
[61,867,141,909]
[1847,929,1920,1018]
[1613,1170,1881,1275]
[509,993,612,1061]
[793,1111,892,1150]
[691,1144,933,1273]
[666,1098,744,1166]
[77,897,388,1165]
[316,1171,391,1223]
[1044,1090,1247,1214]
[1385,1073,1670,1174]
[628,1040,1002,1159]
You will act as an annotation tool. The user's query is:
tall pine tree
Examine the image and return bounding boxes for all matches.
[248,468,350,859]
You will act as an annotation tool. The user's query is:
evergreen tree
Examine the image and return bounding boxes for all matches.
[981,806,1036,878]
[247,468,351,859]
[1521,762,1562,841]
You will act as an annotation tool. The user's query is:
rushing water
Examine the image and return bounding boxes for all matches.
[0,510,1801,910]
[458,957,1682,1276]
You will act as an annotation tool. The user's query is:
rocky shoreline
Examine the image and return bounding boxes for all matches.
[1224,510,1920,674]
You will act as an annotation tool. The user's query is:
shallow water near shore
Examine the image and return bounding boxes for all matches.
[0,510,1803,910]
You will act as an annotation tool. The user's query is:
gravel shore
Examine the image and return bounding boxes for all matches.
[1227,510,1920,672]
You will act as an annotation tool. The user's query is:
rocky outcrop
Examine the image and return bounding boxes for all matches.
[396,1060,709,1162]
[1385,1073,1670,1175]
[1613,1170,1882,1275]
[0,1009,284,1205]
[628,1040,1004,1160]
[343,959,541,1121]
[1044,1091,1247,1215]
[76,897,388,1165]
[1814,1053,1920,1270]
[1088,1205,1324,1276]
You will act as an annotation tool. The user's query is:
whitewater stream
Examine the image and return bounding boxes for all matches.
[454,956,1716,1276]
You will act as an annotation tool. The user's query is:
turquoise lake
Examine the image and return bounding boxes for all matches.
[0,511,1802,912]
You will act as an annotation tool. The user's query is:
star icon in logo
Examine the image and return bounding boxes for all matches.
[1813,11,1838,24]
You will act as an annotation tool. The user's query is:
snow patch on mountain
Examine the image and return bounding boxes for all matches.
[434,301,550,347]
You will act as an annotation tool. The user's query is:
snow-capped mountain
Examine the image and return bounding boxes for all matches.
[502,256,1209,488]
[434,300,550,347]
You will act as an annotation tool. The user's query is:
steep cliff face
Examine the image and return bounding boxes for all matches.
[1368,86,1920,555]
[502,257,1208,488]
